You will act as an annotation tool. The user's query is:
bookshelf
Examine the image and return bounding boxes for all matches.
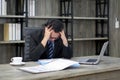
[0,0,25,63]
[0,0,109,63]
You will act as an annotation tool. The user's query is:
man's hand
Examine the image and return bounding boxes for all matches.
[60,30,68,47]
[41,26,52,47]
[44,26,53,40]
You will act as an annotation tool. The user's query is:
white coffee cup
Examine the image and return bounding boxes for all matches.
[11,57,23,64]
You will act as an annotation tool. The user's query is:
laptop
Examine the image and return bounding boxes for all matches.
[79,41,109,65]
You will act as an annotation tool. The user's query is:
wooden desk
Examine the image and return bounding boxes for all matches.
[1,56,120,80]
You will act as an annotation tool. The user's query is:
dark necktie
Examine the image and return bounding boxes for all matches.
[48,41,54,59]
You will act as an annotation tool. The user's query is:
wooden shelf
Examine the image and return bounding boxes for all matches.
[74,17,108,20]
[28,16,71,19]
[68,37,108,41]
[0,40,25,44]
[0,15,25,18]
[0,37,108,44]
[28,16,108,20]
[0,15,108,20]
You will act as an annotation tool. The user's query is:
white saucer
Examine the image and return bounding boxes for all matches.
[10,62,25,66]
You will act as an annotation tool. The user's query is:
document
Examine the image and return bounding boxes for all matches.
[19,59,80,73]
[37,59,55,65]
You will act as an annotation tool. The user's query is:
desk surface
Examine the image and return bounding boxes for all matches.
[1,56,120,80]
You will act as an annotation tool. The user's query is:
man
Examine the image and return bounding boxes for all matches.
[29,19,72,61]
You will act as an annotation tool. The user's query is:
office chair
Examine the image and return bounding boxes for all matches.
[24,27,41,61]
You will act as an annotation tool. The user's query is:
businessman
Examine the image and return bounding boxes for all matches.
[29,19,72,61]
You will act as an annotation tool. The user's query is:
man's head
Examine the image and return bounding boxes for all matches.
[45,19,64,32]
[45,19,64,41]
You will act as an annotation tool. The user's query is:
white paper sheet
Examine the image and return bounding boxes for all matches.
[19,59,80,73]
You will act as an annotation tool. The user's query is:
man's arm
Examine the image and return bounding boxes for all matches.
[41,27,52,47]
[29,32,46,61]
[60,30,73,58]
[60,30,68,47]
[29,26,52,61]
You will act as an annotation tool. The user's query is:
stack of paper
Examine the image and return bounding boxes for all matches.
[19,59,80,73]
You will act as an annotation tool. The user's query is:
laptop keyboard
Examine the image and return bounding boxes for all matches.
[87,59,97,62]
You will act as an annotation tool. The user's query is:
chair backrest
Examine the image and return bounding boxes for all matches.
[23,27,41,61]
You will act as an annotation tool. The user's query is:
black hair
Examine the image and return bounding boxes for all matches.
[44,19,64,32]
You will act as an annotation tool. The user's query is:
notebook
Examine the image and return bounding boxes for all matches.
[79,41,109,65]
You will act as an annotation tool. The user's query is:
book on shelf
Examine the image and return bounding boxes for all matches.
[4,23,13,41]
[7,0,16,15]
[29,0,35,16]
[12,23,16,40]
[0,0,1,15]
[24,0,35,16]
[0,0,7,15]
[3,23,21,41]
[0,24,4,41]
[15,23,21,40]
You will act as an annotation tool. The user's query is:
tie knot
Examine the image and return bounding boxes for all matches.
[48,41,54,47]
